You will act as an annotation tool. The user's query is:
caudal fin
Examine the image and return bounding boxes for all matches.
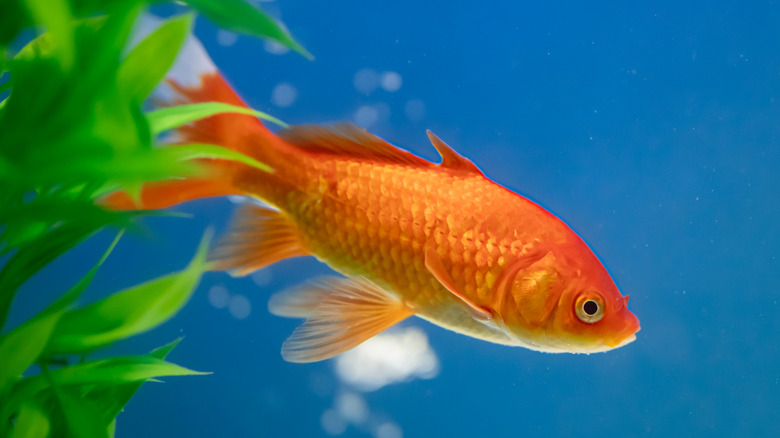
[102,20,285,210]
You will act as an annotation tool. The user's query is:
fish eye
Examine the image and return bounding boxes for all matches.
[583,300,598,315]
[575,293,605,323]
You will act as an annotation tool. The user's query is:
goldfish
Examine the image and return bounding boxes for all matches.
[106,35,640,363]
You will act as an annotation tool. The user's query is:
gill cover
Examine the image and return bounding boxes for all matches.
[492,251,561,328]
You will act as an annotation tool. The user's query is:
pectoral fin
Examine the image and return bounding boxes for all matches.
[270,276,412,363]
[268,277,333,318]
[424,247,494,322]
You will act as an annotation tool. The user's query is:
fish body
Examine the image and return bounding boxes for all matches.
[272,141,589,347]
[106,69,640,362]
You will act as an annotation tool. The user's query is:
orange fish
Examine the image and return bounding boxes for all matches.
[106,65,640,364]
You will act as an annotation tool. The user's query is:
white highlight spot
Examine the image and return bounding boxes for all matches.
[354,68,379,95]
[321,409,347,436]
[271,82,298,108]
[216,30,238,47]
[375,422,403,438]
[335,392,368,424]
[380,71,402,92]
[208,285,230,309]
[264,40,290,55]
[335,327,439,392]
[228,294,252,319]
[404,100,426,122]
[353,105,379,128]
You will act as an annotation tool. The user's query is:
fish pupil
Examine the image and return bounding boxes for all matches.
[583,300,599,315]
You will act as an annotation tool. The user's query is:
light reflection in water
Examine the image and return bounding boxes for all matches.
[335,326,440,392]
[318,327,440,436]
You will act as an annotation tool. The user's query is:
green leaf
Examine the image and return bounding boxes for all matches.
[13,29,54,62]
[81,339,188,425]
[47,230,124,313]
[184,0,313,60]
[148,337,183,360]
[52,355,210,386]
[50,381,110,438]
[0,341,203,434]
[23,0,75,69]
[1,200,128,249]
[46,231,212,354]
[159,143,274,173]
[0,231,120,396]
[5,355,208,413]
[0,309,65,396]
[119,14,194,102]
[9,401,50,438]
[146,101,288,135]
[0,222,99,330]
[0,1,30,47]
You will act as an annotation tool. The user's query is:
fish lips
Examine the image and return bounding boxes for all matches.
[606,311,641,348]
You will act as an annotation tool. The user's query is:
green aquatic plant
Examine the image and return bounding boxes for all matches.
[0,0,308,436]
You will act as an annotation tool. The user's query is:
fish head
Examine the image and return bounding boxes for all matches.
[549,281,640,353]
[497,246,640,353]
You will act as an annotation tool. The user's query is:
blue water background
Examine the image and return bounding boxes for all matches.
[11,1,780,436]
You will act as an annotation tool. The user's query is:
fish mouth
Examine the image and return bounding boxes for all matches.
[605,316,640,349]
[605,311,641,349]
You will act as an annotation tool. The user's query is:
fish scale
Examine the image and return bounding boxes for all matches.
[279,156,545,342]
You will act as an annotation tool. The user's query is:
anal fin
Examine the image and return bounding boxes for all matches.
[209,203,308,276]
[270,276,412,363]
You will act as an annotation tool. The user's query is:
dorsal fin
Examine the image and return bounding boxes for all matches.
[426,130,483,174]
[278,122,431,166]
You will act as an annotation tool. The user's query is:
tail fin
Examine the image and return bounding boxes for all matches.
[102,22,285,210]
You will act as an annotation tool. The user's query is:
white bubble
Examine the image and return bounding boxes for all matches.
[271,82,298,108]
[264,40,290,55]
[227,195,247,204]
[404,100,426,122]
[208,285,230,309]
[335,392,368,424]
[228,294,252,319]
[321,409,347,436]
[216,30,238,47]
[251,268,273,287]
[335,327,439,392]
[380,71,402,92]
[353,105,379,128]
[353,68,379,95]
[375,422,403,438]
